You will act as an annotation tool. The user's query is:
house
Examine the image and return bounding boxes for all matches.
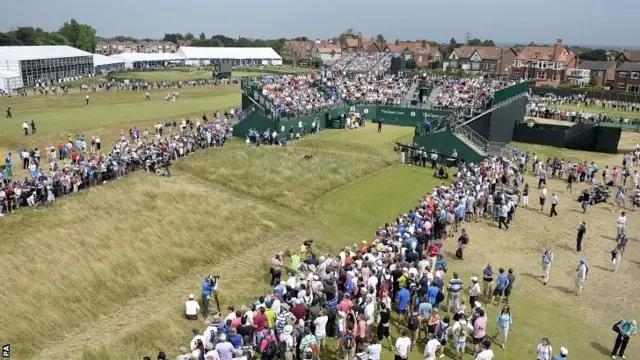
[177,39,192,48]
[361,38,382,53]
[341,37,362,52]
[577,60,616,86]
[613,62,640,93]
[383,44,412,60]
[283,40,314,59]
[311,45,342,64]
[394,41,442,67]
[511,39,578,85]
[615,50,640,67]
[445,46,517,75]
[94,40,177,54]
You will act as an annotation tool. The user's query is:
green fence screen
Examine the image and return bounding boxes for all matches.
[493,82,530,106]
[412,131,485,164]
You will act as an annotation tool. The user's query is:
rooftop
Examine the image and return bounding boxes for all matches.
[0,45,92,61]
[177,47,281,59]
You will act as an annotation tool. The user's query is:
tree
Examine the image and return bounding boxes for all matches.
[199,32,206,41]
[163,33,184,44]
[449,37,457,45]
[293,37,309,41]
[481,39,495,46]
[376,34,385,44]
[14,27,39,45]
[589,75,599,87]
[467,38,482,46]
[405,58,417,69]
[339,28,355,43]
[58,19,96,52]
[185,32,195,40]
[580,49,608,61]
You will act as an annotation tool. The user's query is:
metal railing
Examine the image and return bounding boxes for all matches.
[453,123,489,154]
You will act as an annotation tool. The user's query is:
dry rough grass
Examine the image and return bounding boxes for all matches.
[175,144,388,213]
[1,172,304,359]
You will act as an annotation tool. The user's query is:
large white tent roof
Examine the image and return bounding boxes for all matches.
[0,45,93,60]
[93,54,124,67]
[110,52,183,62]
[0,69,20,79]
[178,47,281,60]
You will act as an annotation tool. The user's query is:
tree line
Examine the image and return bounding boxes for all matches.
[0,19,97,52]
[162,33,286,55]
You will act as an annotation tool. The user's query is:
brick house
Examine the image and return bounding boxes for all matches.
[95,40,176,54]
[283,40,315,59]
[445,46,517,75]
[396,41,442,67]
[311,45,342,64]
[578,60,616,86]
[383,44,412,61]
[615,50,640,67]
[613,62,640,93]
[511,39,578,85]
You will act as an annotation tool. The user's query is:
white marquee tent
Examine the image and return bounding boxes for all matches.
[0,69,22,92]
[109,53,184,70]
[177,47,282,66]
[93,54,125,74]
[0,45,94,87]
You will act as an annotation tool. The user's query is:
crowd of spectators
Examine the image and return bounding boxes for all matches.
[257,74,338,117]
[527,94,640,125]
[321,72,415,105]
[174,154,526,360]
[0,114,235,217]
[431,77,512,115]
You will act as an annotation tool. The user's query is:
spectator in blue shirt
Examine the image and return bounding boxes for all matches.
[202,276,214,315]
[396,285,411,325]
[490,268,510,307]
[427,282,440,307]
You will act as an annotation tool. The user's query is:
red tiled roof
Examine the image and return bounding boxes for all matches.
[623,50,640,62]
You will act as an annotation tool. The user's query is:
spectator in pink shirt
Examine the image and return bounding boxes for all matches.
[472,308,488,355]
[337,294,354,313]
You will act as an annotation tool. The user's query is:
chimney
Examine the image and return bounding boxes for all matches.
[553,38,563,60]
[357,35,363,50]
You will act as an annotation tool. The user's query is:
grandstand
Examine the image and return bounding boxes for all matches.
[177,47,282,66]
[0,45,94,87]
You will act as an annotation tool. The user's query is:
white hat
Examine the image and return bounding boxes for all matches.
[188,294,195,300]
[470,276,478,282]
[474,301,482,308]
[284,324,293,334]
[560,347,568,355]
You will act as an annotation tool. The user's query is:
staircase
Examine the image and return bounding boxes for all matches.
[403,82,419,104]
[423,86,441,108]
[452,124,489,157]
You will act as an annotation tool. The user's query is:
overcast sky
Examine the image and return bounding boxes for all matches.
[1,0,637,47]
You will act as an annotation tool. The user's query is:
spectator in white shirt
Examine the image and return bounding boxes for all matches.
[423,333,441,360]
[475,339,495,360]
[549,193,559,217]
[185,294,200,320]
[617,211,627,238]
[539,185,548,212]
[394,330,412,360]
[575,259,588,295]
[366,337,382,360]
